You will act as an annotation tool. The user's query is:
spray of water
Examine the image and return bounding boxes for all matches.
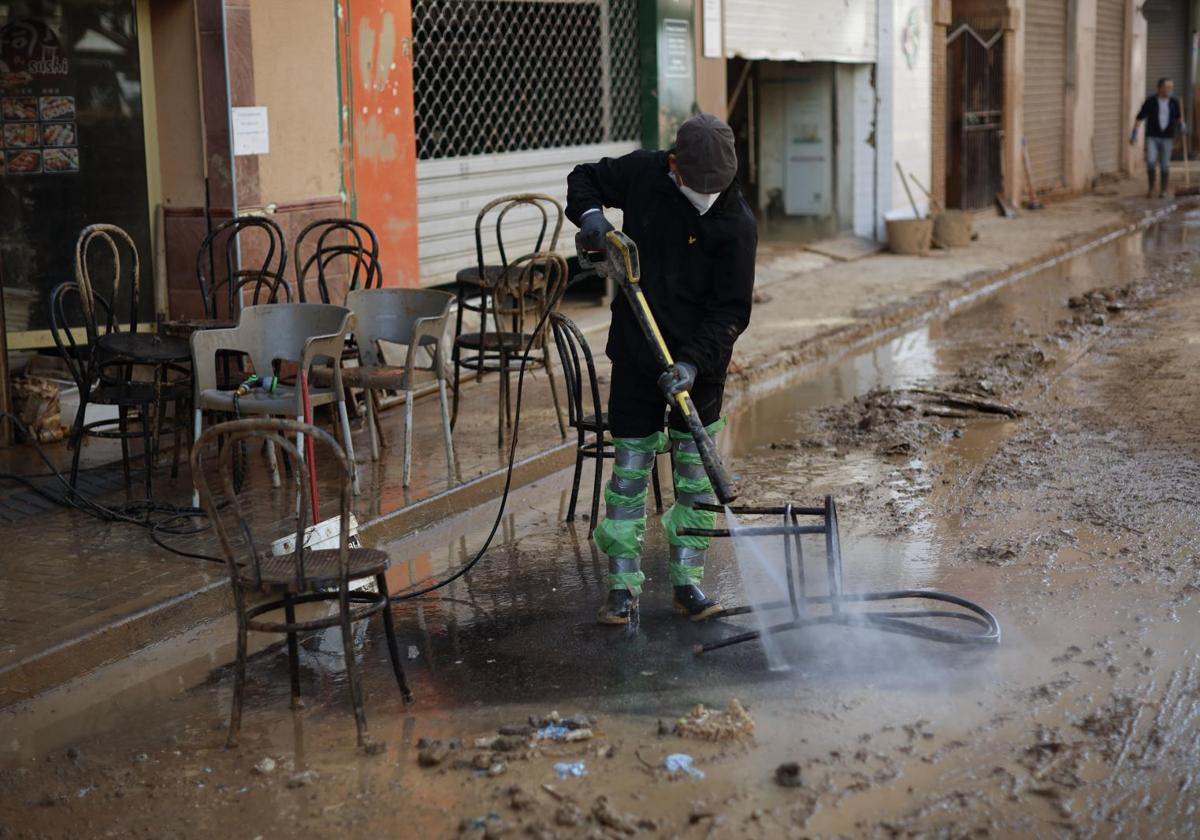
[725,506,793,672]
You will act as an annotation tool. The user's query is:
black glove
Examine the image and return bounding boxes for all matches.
[657,361,697,398]
[578,210,614,253]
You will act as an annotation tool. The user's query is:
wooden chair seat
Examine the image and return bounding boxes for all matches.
[242,547,390,592]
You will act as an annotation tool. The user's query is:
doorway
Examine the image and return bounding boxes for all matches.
[945,23,1004,209]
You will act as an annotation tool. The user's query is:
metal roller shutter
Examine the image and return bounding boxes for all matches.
[411,0,642,286]
[1093,0,1126,174]
[1023,0,1067,191]
[1143,0,1188,97]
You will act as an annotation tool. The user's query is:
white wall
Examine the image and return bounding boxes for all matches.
[849,64,878,238]
[875,0,933,237]
[725,0,877,62]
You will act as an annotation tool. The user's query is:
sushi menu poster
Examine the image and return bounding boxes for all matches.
[0,18,79,176]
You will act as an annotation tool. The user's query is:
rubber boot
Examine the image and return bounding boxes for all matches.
[673,584,722,622]
[1160,170,1169,199]
[597,589,637,625]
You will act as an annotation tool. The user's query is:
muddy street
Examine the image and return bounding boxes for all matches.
[3,213,1200,838]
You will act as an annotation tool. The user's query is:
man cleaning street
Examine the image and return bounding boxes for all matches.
[566,113,758,625]
[1132,77,1185,198]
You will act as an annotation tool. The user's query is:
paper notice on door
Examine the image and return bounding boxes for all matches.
[232,106,270,156]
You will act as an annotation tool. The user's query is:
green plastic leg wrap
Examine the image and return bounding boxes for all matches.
[594,433,664,595]
[662,422,724,586]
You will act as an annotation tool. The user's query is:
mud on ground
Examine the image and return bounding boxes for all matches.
[2,221,1200,838]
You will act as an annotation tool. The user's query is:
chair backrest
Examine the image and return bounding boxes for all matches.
[190,303,353,394]
[50,281,114,392]
[75,224,140,333]
[549,312,602,432]
[294,218,382,304]
[196,216,290,320]
[346,288,454,367]
[473,193,564,279]
[491,251,569,340]
[192,417,353,591]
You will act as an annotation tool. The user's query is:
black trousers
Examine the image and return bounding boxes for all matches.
[607,362,725,439]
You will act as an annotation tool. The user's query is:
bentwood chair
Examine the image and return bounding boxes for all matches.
[51,282,190,498]
[294,218,382,304]
[549,313,662,533]
[451,194,568,442]
[196,216,291,322]
[189,304,360,504]
[192,417,412,749]
[453,250,569,448]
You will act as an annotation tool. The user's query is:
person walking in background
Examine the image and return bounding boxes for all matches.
[1132,77,1185,199]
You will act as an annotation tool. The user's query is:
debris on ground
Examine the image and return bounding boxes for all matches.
[286,769,319,788]
[676,699,755,741]
[664,753,704,779]
[417,739,453,768]
[553,761,586,779]
[252,757,276,775]
[774,762,803,788]
[592,795,639,834]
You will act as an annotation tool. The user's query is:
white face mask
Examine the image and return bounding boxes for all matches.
[671,172,721,215]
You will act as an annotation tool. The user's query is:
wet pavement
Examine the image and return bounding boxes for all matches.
[3,210,1200,837]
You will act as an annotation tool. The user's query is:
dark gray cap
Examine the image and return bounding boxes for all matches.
[674,113,737,194]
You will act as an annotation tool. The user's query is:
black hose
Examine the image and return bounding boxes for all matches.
[386,300,558,601]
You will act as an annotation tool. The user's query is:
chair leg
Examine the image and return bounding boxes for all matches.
[284,596,302,708]
[590,432,605,536]
[192,408,203,508]
[376,573,414,703]
[437,376,456,478]
[651,455,664,514]
[67,396,88,496]
[365,388,380,461]
[169,396,184,481]
[140,402,154,497]
[338,584,369,747]
[402,388,414,487]
[542,343,568,439]
[227,604,249,748]
[497,352,509,450]
[336,399,361,496]
[265,439,282,488]
[566,443,585,523]
[450,341,463,431]
[118,405,132,493]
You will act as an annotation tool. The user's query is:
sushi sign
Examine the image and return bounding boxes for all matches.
[1,19,70,79]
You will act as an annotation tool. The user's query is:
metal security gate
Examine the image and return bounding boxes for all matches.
[1144,0,1188,98]
[1023,0,1067,191]
[946,24,1004,209]
[1094,0,1126,175]
[411,0,642,285]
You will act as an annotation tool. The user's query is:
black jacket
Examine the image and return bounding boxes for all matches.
[566,149,757,382]
[1137,95,1182,138]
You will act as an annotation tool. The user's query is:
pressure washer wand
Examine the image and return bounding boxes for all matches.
[578,230,738,504]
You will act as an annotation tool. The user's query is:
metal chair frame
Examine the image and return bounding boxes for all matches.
[54,225,190,495]
[451,194,567,446]
[196,216,291,321]
[192,417,412,748]
[549,312,662,532]
[453,250,569,447]
[294,218,383,304]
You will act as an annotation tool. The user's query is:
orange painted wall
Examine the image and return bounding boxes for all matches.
[337,0,420,287]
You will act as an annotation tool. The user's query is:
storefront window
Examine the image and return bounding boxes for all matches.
[0,1,151,339]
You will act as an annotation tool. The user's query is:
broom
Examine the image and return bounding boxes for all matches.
[1178,131,1200,197]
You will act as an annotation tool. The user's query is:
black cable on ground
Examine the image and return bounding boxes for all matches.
[0,411,222,563]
